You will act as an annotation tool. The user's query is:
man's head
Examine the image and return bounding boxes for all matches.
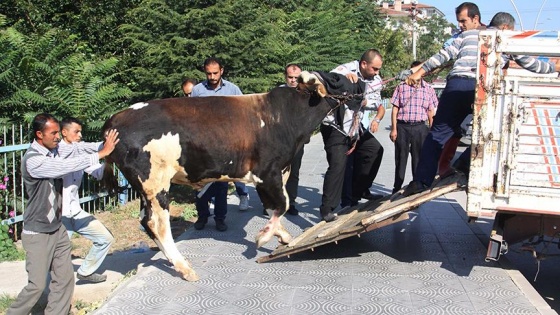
[32,113,60,150]
[181,78,197,97]
[489,12,515,30]
[284,64,302,88]
[455,2,481,31]
[202,57,224,89]
[359,49,383,80]
[60,117,84,144]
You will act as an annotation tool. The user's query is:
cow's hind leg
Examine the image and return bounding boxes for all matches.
[143,190,199,281]
[255,180,293,248]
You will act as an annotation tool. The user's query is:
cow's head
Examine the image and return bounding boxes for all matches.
[298,71,328,97]
[298,71,363,98]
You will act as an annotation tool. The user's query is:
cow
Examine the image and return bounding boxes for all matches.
[101,71,363,281]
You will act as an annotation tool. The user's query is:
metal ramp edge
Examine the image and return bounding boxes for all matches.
[257,173,467,263]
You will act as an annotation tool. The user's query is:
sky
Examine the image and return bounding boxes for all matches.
[420,0,560,31]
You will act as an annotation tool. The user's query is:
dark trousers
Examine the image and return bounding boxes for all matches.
[393,122,429,193]
[320,125,383,216]
[196,182,228,220]
[415,77,475,186]
[7,226,74,315]
[286,146,304,206]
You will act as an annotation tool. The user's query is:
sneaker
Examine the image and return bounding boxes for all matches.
[402,181,428,197]
[287,205,299,216]
[215,219,228,231]
[239,195,249,211]
[194,217,208,230]
[77,272,107,283]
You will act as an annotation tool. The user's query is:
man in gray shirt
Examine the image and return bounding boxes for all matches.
[7,113,118,315]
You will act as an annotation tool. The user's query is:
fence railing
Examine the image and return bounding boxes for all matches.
[0,124,135,228]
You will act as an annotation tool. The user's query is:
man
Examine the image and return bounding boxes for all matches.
[283,63,301,88]
[319,49,385,222]
[181,78,197,97]
[438,2,483,177]
[191,57,247,231]
[390,61,437,194]
[402,11,560,197]
[7,113,118,315]
[332,49,386,207]
[58,117,114,283]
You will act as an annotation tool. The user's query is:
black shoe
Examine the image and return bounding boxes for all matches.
[215,219,228,231]
[194,217,208,230]
[322,213,338,222]
[362,191,384,201]
[77,272,107,283]
[287,205,299,216]
[453,158,470,177]
[402,181,428,197]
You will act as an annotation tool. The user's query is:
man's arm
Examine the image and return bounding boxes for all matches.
[390,105,399,142]
[26,129,119,179]
[512,55,559,74]
[369,105,385,133]
[331,61,359,83]
[57,141,103,158]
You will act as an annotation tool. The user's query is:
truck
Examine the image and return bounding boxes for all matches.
[470,29,560,261]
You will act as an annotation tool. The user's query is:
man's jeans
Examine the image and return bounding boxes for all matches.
[62,210,114,276]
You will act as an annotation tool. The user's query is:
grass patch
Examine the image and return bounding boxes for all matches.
[0,293,15,314]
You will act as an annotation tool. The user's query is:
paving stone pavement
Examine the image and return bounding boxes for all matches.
[93,118,556,315]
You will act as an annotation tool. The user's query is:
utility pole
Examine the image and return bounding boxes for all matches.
[410,0,419,60]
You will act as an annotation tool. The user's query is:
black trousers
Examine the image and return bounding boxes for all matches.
[393,122,429,193]
[285,146,304,206]
[320,125,383,217]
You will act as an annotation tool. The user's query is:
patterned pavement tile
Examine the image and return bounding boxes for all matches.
[92,130,549,314]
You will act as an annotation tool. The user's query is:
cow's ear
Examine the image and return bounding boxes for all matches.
[298,71,327,97]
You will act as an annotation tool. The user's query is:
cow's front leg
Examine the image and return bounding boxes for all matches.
[145,190,199,281]
[255,180,293,248]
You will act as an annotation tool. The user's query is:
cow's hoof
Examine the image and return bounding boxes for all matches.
[183,270,200,282]
[255,231,272,248]
[276,225,292,245]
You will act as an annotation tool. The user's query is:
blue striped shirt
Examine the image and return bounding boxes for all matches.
[423,29,557,79]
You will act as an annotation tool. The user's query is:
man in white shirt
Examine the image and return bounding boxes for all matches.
[58,117,114,283]
[319,49,386,222]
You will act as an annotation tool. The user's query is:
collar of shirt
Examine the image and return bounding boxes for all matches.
[202,79,225,91]
[30,140,58,157]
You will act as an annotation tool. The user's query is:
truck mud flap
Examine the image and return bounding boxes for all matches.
[258,173,467,263]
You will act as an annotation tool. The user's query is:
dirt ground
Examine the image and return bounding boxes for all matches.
[70,200,195,258]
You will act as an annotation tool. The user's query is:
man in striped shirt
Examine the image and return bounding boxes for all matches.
[402,11,560,197]
[7,114,118,315]
[390,61,437,194]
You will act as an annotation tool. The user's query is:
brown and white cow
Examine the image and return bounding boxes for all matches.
[101,72,361,281]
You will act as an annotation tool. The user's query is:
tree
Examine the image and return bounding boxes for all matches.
[0,17,131,128]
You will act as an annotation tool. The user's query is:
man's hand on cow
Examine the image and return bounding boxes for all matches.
[345,73,358,83]
[396,69,413,81]
[99,129,120,159]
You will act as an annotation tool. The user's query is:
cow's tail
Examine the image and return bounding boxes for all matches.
[102,161,125,196]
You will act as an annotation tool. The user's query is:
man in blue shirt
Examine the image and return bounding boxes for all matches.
[191,57,248,231]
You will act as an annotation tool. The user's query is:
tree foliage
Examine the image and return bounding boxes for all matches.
[0,16,131,127]
[1,1,454,121]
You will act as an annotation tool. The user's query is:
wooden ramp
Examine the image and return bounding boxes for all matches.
[257,173,467,263]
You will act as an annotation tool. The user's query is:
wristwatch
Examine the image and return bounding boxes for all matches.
[374,118,381,123]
